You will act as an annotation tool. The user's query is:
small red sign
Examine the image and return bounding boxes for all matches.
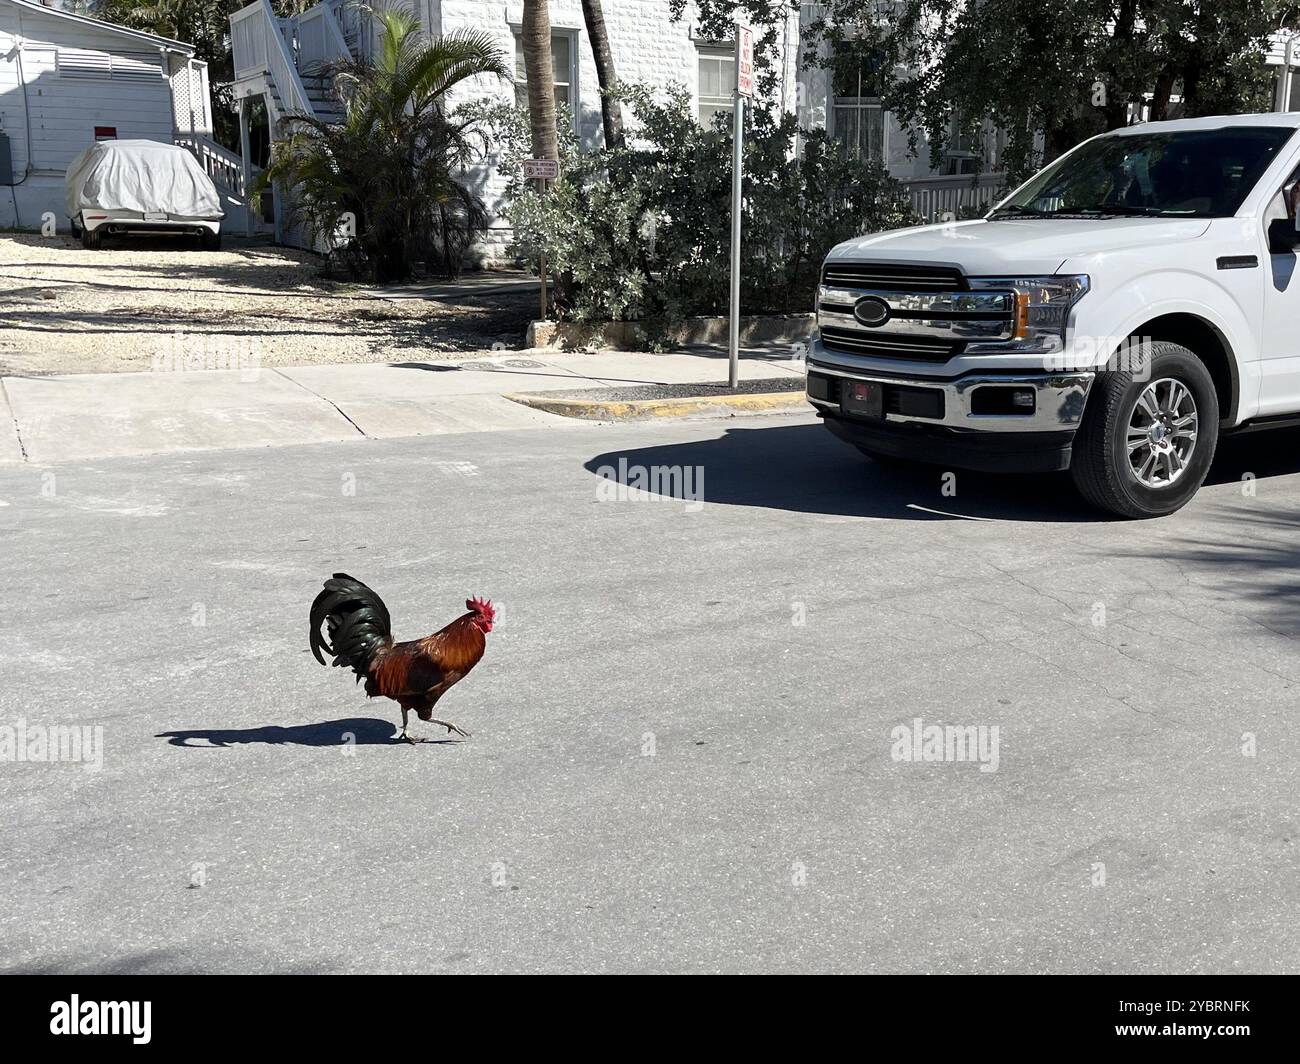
[736,26,755,98]
[94,126,117,140]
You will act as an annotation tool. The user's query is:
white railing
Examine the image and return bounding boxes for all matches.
[327,0,369,63]
[229,0,316,124]
[175,133,254,197]
[230,5,267,81]
[906,172,1008,222]
[294,3,353,74]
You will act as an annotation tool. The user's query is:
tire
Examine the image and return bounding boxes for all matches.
[81,226,102,250]
[200,230,222,251]
[1070,341,1219,518]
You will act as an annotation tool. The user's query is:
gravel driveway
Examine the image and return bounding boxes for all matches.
[0,233,534,375]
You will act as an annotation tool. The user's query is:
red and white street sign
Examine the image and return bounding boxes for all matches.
[523,158,560,181]
[736,25,755,98]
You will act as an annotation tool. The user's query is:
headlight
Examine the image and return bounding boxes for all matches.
[966,275,1090,353]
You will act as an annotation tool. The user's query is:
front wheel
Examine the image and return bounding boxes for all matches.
[1070,341,1219,518]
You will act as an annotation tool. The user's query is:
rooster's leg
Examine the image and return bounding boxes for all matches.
[426,718,471,738]
[399,706,424,744]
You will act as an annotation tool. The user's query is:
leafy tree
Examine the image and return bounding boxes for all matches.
[688,1,1300,181]
[258,7,507,281]
[475,85,917,326]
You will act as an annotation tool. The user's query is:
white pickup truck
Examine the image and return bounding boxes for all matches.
[808,113,1300,517]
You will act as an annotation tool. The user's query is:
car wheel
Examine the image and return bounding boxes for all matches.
[81,227,102,250]
[200,230,222,251]
[1070,341,1219,518]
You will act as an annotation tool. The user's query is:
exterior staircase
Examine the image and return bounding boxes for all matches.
[229,0,362,245]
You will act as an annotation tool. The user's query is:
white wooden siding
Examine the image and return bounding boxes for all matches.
[0,4,180,177]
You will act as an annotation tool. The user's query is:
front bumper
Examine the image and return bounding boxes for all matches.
[807,354,1095,473]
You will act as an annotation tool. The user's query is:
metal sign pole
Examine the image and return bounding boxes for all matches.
[524,159,561,321]
[728,35,747,389]
[538,178,548,320]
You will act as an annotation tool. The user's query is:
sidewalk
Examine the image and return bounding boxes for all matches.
[0,347,807,464]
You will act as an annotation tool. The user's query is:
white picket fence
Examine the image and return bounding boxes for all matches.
[906,173,1007,222]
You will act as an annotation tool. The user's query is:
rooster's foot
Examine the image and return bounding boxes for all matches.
[427,718,471,738]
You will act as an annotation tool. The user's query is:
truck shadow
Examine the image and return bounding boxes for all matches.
[585,422,1094,522]
[583,422,1300,523]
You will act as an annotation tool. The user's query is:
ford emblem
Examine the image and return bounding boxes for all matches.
[853,296,891,328]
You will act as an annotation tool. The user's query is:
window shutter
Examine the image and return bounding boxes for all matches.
[113,52,165,82]
[57,49,112,79]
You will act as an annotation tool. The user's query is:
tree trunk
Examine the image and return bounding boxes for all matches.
[1149,67,1176,122]
[581,0,623,149]
[521,0,559,161]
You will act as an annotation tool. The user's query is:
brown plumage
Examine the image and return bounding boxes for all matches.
[309,573,494,741]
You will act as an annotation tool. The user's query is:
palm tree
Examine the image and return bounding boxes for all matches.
[260,7,507,281]
[521,0,559,162]
[580,0,623,149]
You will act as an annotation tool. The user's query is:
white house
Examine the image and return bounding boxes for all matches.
[229,0,1001,258]
[0,0,249,231]
[225,2,1300,260]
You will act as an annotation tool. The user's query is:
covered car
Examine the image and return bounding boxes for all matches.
[65,139,224,249]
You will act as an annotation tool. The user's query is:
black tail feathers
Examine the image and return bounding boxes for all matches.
[309,573,394,680]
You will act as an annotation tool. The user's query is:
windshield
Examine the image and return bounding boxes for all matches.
[992,126,1297,219]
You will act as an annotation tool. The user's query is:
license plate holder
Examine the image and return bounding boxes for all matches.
[842,379,884,420]
[143,211,168,222]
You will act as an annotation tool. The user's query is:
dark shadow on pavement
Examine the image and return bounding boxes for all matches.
[585,420,1300,523]
[156,716,413,748]
[584,421,1103,522]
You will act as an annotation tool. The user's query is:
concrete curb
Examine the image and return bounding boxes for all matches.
[504,390,807,421]
[526,315,814,351]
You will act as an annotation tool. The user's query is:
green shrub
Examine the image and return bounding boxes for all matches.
[474,85,920,324]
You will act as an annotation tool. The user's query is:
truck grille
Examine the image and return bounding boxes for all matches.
[820,262,966,291]
[819,326,962,363]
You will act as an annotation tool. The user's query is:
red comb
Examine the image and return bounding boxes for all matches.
[466,596,495,621]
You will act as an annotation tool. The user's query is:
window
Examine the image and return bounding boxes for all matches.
[941,115,977,176]
[697,45,735,126]
[831,44,886,160]
[514,31,575,116]
[999,127,1298,219]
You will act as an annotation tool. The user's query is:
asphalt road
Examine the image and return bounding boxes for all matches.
[1,413,1297,973]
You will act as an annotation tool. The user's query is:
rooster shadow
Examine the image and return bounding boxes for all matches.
[156,717,458,748]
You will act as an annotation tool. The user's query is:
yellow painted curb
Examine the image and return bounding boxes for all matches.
[505,390,807,422]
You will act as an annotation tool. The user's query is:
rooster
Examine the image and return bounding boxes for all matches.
[309,574,494,742]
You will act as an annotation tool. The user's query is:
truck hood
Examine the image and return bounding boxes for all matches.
[827,217,1213,276]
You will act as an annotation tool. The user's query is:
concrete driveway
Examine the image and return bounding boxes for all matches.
[0,414,1296,973]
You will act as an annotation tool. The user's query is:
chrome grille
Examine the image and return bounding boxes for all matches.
[820,262,966,291]
[819,326,962,363]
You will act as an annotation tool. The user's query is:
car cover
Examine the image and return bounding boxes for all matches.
[65,139,223,220]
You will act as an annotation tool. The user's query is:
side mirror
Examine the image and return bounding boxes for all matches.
[1268,180,1300,253]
